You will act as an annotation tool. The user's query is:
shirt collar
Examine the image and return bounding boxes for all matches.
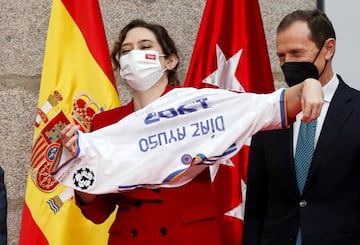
[322,73,339,103]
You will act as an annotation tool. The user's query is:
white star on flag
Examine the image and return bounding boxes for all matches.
[209,136,252,183]
[203,44,245,92]
[225,179,247,220]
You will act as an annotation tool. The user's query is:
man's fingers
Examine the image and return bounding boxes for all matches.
[301,99,323,122]
[301,78,324,122]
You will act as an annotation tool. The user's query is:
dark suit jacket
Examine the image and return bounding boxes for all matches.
[0,167,7,245]
[243,76,360,245]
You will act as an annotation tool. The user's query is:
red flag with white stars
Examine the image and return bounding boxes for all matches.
[184,0,274,243]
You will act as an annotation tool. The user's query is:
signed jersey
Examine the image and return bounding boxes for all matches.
[52,87,287,193]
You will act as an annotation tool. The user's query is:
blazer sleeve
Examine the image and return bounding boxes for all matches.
[75,193,119,224]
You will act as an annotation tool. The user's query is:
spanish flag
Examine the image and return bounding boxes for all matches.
[19,0,119,244]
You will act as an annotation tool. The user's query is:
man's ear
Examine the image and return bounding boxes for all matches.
[324,38,336,60]
[166,54,179,70]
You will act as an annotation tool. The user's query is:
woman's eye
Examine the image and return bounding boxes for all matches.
[122,49,130,55]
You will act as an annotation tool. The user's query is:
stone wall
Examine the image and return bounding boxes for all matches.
[0,0,316,244]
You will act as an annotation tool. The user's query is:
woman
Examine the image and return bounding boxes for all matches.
[74,19,224,245]
[62,19,323,244]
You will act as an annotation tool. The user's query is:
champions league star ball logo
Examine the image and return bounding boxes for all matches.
[73,167,95,190]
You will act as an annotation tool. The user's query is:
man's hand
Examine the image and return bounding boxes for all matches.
[301,78,324,122]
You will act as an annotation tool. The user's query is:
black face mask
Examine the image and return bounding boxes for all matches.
[281,62,319,87]
[281,44,326,87]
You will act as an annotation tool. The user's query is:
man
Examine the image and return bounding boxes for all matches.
[0,167,7,245]
[243,9,360,245]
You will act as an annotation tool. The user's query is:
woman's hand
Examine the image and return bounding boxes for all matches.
[61,124,80,156]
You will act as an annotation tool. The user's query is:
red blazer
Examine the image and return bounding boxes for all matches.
[76,85,222,244]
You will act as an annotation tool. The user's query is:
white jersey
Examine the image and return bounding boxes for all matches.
[51,87,287,194]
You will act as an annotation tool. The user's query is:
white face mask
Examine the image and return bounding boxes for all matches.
[119,50,167,91]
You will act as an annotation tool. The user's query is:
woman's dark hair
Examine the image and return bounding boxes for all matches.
[111,19,180,86]
[277,9,336,49]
